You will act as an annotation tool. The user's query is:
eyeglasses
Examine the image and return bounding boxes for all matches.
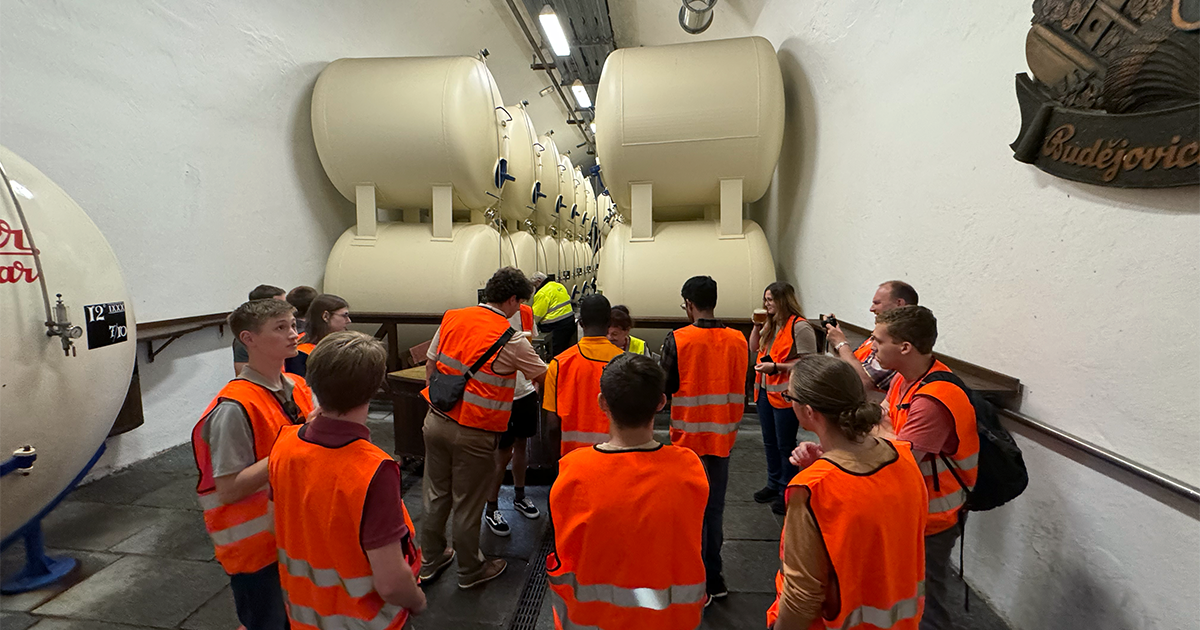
[333,312,352,320]
[680,301,688,312]
[780,391,798,404]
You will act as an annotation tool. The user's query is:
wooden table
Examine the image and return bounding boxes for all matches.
[386,366,429,458]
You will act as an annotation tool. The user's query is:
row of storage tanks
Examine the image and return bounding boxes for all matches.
[318,36,784,319]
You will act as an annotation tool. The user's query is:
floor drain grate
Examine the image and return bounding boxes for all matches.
[507,527,556,630]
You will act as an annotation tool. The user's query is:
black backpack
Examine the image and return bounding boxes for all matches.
[920,371,1028,511]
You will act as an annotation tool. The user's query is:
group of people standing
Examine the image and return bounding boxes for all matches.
[190,269,978,630]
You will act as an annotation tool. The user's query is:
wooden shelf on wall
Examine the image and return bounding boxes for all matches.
[136,312,230,363]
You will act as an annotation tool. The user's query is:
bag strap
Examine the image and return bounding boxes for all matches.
[466,328,516,377]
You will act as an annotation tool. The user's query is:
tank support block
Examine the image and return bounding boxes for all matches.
[355,185,378,241]
[432,184,453,241]
[631,182,653,242]
[720,178,745,239]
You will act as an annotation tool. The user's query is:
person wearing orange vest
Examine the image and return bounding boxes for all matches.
[419,267,547,589]
[750,282,818,515]
[873,306,979,630]
[543,294,624,457]
[825,281,919,393]
[659,276,749,601]
[548,353,710,629]
[192,298,314,630]
[286,293,351,378]
[483,302,543,537]
[270,331,426,630]
[767,355,927,629]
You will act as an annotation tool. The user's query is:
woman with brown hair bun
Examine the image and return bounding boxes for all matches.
[749,282,817,515]
[607,305,650,356]
[766,355,927,630]
[285,294,350,377]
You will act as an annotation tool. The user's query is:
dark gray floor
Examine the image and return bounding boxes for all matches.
[1,409,1011,630]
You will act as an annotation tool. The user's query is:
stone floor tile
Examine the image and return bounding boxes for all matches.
[67,468,187,506]
[33,555,227,628]
[0,610,39,630]
[133,477,202,511]
[27,620,151,630]
[180,585,238,630]
[109,510,215,561]
[0,549,121,612]
[413,558,530,626]
[722,505,783,541]
[39,503,166,552]
[534,593,555,630]
[122,444,195,475]
[480,510,547,561]
[726,471,771,503]
[700,591,776,629]
[722,540,781,594]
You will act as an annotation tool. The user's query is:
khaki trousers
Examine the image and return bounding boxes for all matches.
[419,409,499,578]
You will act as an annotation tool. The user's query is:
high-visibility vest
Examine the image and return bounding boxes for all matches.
[421,306,517,433]
[550,340,620,456]
[270,425,421,630]
[297,342,316,355]
[755,315,802,409]
[627,336,647,356]
[853,337,874,362]
[519,303,534,333]
[547,445,708,630]
[766,440,928,630]
[533,281,574,325]
[191,376,314,575]
[885,360,980,535]
[669,325,749,458]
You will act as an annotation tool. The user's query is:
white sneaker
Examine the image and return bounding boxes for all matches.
[485,509,511,537]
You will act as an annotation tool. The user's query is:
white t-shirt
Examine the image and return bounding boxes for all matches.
[509,309,538,400]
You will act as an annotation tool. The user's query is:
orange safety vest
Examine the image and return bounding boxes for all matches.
[756,315,802,409]
[853,337,873,363]
[191,376,314,575]
[766,440,928,629]
[547,445,709,630]
[270,425,421,630]
[885,360,980,535]
[670,325,749,458]
[520,303,534,333]
[421,306,517,433]
[551,341,620,456]
[297,342,316,355]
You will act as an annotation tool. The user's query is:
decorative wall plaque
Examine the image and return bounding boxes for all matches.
[1011,0,1199,187]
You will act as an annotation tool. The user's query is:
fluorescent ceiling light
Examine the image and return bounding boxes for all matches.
[572,80,591,109]
[539,5,570,57]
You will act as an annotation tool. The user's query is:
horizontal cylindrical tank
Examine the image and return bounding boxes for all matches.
[597,220,775,319]
[531,134,563,227]
[1,146,137,540]
[498,102,537,223]
[538,234,562,281]
[311,56,508,211]
[594,36,785,217]
[501,228,538,277]
[571,166,588,231]
[326,222,507,313]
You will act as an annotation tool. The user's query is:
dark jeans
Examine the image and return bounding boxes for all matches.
[229,563,289,630]
[921,526,961,630]
[756,389,799,491]
[699,454,730,593]
[540,316,577,360]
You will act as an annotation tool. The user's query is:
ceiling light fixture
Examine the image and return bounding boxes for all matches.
[571,80,591,109]
[539,85,555,97]
[539,5,571,57]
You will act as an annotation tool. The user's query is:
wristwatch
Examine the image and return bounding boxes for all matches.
[833,341,849,352]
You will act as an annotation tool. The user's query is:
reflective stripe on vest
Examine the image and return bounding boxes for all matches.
[436,353,515,389]
[548,571,705,610]
[285,597,403,630]
[278,549,376,599]
[551,594,603,630]
[464,390,513,411]
[762,382,789,392]
[209,509,272,547]
[670,393,743,407]
[828,582,925,630]
[561,431,609,445]
[669,419,740,435]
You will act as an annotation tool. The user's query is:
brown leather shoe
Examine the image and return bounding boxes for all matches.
[458,558,507,589]
[418,549,455,585]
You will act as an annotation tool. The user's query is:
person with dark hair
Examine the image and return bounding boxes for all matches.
[286,294,350,377]
[530,271,577,359]
[547,354,710,629]
[658,275,748,600]
[543,294,623,457]
[233,285,286,376]
[766,356,926,630]
[874,305,979,630]
[286,285,318,337]
[192,298,313,630]
[270,332,426,628]
[750,282,818,515]
[418,267,546,590]
[607,305,650,356]
[825,281,919,393]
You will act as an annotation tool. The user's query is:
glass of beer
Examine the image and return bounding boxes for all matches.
[753,309,769,325]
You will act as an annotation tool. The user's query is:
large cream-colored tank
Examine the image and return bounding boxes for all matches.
[497,102,538,222]
[502,228,538,276]
[571,166,588,231]
[594,36,784,217]
[311,56,511,211]
[537,234,562,280]
[597,220,775,319]
[0,146,137,540]
[325,222,506,313]
[531,134,562,227]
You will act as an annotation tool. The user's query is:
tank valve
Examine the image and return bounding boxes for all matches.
[12,445,36,475]
[46,294,83,357]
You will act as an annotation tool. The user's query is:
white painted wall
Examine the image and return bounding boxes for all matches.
[734,2,1198,629]
[0,0,582,474]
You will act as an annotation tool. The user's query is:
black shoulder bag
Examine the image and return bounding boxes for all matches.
[427,328,515,412]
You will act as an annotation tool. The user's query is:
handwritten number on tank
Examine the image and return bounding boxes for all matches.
[84,301,128,350]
